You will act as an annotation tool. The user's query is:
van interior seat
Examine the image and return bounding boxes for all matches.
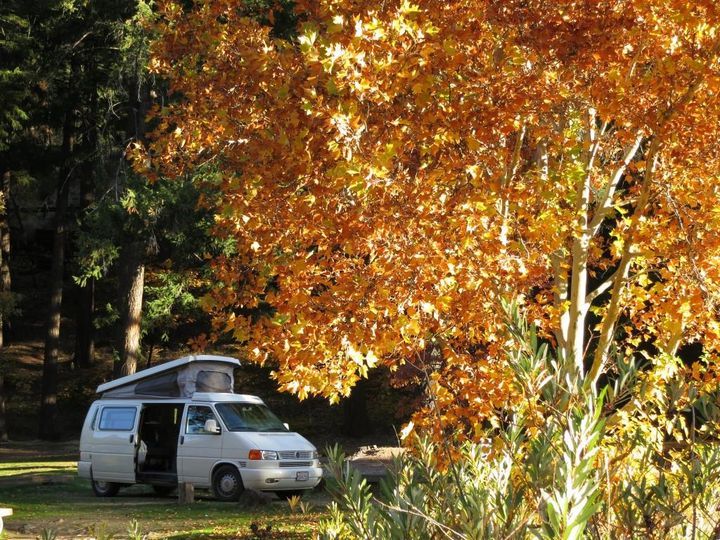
[138,408,182,473]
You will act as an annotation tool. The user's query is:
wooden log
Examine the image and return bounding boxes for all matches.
[178,482,194,504]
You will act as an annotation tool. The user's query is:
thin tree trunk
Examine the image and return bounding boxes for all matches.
[0,169,10,442]
[39,111,74,440]
[146,342,154,370]
[0,368,6,442]
[74,278,94,368]
[114,240,145,378]
[565,109,602,374]
[588,144,660,387]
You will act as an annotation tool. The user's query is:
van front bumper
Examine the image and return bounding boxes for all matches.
[240,466,323,491]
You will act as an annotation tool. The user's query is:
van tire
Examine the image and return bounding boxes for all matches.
[212,465,244,501]
[91,479,121,497]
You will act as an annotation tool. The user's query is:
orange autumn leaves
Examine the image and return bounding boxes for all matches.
[142,0,720,441]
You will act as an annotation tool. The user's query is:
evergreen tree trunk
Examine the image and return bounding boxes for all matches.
[111,74,150,379]
[74,112,97,369]
[114,240,145,378]
[0,169,11,442]
[0,169,11,342]
[39,112,74,440]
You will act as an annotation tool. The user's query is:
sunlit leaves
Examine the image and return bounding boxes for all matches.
[145,0,720,441]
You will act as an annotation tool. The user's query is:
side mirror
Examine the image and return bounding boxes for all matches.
[283,422,290,431]
[204,418,220,434]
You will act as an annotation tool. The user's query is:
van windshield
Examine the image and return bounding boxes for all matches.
[215,403,289,432]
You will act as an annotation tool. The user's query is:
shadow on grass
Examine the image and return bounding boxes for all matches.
[1,475,327,539]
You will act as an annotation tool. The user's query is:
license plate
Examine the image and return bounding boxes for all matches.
[296,471,309,481]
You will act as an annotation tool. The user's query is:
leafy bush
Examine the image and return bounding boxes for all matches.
[320,306,720,539]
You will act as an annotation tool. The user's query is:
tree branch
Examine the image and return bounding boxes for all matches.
[585,40,719,385]
[587,140,660,386]
[552,251,569,351]
[498,124,526,245]
[585,270,618,305]
[589,133,644,235]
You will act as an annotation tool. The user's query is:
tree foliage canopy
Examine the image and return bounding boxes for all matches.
[143,0,720,438]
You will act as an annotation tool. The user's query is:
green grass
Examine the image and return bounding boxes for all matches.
[0,461,329,539]
[0,461,76,478]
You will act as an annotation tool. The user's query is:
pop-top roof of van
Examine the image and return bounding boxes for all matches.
[96,355,241,397]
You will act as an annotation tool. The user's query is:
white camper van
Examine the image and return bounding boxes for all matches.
[78,355,323,501]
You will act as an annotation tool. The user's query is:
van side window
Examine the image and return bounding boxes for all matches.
[186,406,217,434]
[90,407,99,430]
[98,407,137,431]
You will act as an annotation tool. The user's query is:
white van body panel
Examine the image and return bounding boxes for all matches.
[77,403,98,480]
[91,404,140,482]
[78,403,141,483]
[176,402,223,486]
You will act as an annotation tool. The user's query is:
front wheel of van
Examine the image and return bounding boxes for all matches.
[212,465,244,502]
[91,479,120,497]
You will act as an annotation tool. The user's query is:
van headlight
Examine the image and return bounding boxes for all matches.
[249,449,278,460]
[311,450,319,459]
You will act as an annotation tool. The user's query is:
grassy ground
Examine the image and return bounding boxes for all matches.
[0,444,330,539]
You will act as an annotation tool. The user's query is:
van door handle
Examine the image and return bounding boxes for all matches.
[129,434,134,444]
[180,435,184,445]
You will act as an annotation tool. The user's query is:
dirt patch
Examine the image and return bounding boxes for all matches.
[6,341,45,367]
[346,445,404,482]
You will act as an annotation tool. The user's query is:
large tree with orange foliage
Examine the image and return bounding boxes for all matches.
[141,0,720,439]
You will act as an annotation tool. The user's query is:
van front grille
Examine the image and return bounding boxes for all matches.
[279,461,312,468]
[279,451,312,460]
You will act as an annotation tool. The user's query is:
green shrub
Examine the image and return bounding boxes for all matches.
[319,306,720,539]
